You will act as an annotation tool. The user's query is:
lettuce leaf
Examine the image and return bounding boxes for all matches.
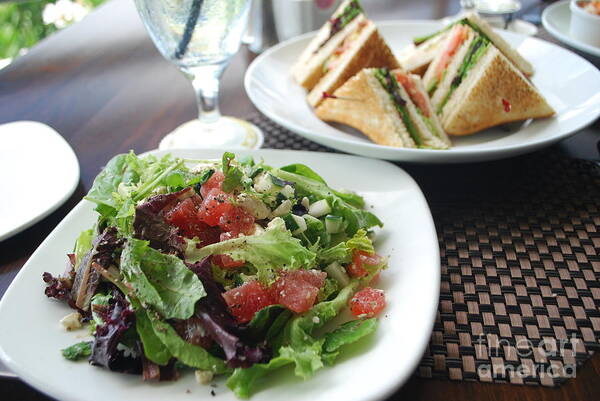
[61,341,92,361]
[269,169,382,235]
[280,164,327,184]
[374,68,423,147]
[189,259,270,368]
[280,164,364,208]
[318,229,375,264]
[300,215,330,248]
[185,218,316,284]
[89,291,141,373]
[285,282,359,346]
[96,262,227,373]
[324,320,377,351]
[246,305,290,342]
[135,308,173,365]
[137,308,230,374]
[321,318,378,364]
[120,239,205,320]
[85,153,131,217]
[132,189,190,256]
[331,190,365,209]
[73,229,94,270]
[85,152,183,235]
[226,282,359,398]
[226,350,298,399]
[90,292,112,332]
[222,152,244,193]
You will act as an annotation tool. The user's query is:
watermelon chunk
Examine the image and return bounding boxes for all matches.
[223,281,274,323]
[270,270,327,314]
[349,287,386,318]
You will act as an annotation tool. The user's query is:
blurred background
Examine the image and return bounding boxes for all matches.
[0,0,558,69]
[0,0,105,66]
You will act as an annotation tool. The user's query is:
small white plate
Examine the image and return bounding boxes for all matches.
[0,149,440,401]
[484,18,538,36]
[0,121,80,241]
[245,21,600,163]
[542,0,600,58]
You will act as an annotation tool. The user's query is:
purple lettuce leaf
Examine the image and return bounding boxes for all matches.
[42,253,75,301]
[132,188,193,256]
[70,227,124,311]
[90,290,142,374]
[187,259,270,368]
[173,317,213,349]
[44,227,123,314]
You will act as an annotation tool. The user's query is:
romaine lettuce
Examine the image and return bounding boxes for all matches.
[120,238,205,320]
[137,308,230,374]
[185,218,317,284]
[321,318,378,364]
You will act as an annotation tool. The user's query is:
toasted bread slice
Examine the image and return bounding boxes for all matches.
[316,68,451,149]
[441,46,554,135]
[464,12,534,77]
[292,9,367,91]
[306,21,400,108]
[315,69,415,147]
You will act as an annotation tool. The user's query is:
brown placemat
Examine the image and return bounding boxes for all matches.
[247,112,600,387]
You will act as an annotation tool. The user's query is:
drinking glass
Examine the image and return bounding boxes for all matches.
[135,0,263,149]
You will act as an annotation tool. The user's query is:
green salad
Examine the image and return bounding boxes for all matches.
[43,151,388,397]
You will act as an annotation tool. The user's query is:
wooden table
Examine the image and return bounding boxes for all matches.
[0,0,598,399]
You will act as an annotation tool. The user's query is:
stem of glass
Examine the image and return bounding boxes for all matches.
[188,63,226,125]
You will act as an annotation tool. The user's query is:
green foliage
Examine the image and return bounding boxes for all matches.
[0,0,105,60]
[0,1,56,59]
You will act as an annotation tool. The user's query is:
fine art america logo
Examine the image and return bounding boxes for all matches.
[475,334,580,380]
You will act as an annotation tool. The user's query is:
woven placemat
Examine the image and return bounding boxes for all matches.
[247,112,600,387]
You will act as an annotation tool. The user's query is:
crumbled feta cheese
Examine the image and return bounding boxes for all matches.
[271,199,292,217]
[312,316,320,324]
[60,312,82,331]
[195,370,214,385]
[301,197,310,209]
[236,193,270,219]
[253,172,275,193]
[190,161,219,173]
[280,185,295,198]
[253,223,266,235]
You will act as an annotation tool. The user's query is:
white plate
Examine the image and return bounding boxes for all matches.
[245,21,600,163]
[0,121,80,241]
[542,0,600,58]
[0,149,440,401]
